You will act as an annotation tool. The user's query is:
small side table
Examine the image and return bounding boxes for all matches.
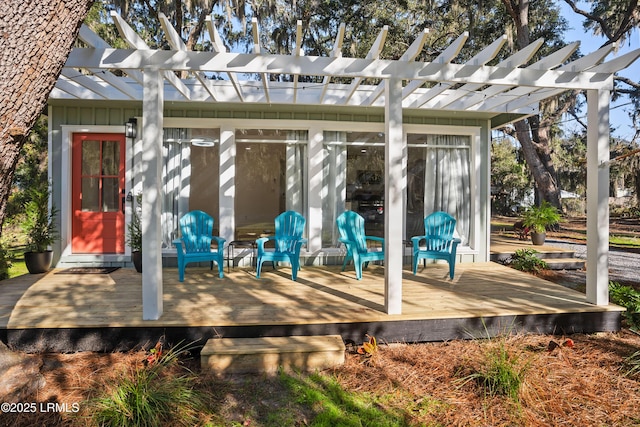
[227,240,257,272]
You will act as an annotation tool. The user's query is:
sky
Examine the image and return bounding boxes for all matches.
[559,2,639,141]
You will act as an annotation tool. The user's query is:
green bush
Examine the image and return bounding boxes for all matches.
[90,342,205,427]
[609,281,640,330]
[0,243,11,280]
[458,340,529,402]
[521,201,561,234]
[508,248,548,274]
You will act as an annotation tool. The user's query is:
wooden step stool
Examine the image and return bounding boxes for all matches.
[201,335,346,375]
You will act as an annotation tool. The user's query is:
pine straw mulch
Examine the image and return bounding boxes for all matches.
[2,330,640,426]
[334,331,640,426]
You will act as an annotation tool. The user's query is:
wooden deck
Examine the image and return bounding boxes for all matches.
[0,262,624,352]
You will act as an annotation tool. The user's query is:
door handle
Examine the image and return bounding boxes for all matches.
[122,197,126,214]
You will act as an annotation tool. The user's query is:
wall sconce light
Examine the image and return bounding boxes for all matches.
[125,118,137,139]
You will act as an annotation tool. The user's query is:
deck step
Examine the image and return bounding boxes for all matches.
[201,335,346,375]
[543,257,585,270]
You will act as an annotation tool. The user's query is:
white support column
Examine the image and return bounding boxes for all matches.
[142,68,164,320]
[307,126,324,253]
[586,89,610,306]
[219,126,235,245]
[178,142,191,220]
[384,77,405,315]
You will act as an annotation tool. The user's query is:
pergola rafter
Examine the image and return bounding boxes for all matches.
[56,14,639,116]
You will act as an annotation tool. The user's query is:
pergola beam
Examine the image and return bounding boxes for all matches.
[110,12,193,100]
[159,13,219,102]
[362,28,430,106]
[401,31,469,103]
[65,47,622,91]
[319,23,345,103]
[408,34,506,108]
[205,16,244,101]
[410,37,537,109]
[340,25,388,105]
[292,20,303,103]
[252,18,271,104]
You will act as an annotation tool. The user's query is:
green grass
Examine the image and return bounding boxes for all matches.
[280,370,409,427]
[8,258,28,278]
[609,235,640,249]
[490,218,640,250]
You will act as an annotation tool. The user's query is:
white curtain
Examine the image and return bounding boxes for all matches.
[285,130,307,214]
[321,131,347,246]
[162,128,190,248]
[423,135,471,245]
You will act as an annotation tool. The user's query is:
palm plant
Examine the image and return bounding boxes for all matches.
[521,201,560,245]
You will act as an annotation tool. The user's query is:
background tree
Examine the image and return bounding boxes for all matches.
[6,116,49,222]
[565,0,640,210]
[500,0,572,210]
[0,0,93,236]
[491,136,533,215]
[109,0,247,50]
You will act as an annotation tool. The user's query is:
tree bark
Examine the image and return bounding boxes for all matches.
[0,0,92,235]
[502,0,562,209]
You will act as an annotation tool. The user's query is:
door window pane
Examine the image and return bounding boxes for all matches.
[102,177,119,212]
[81,177,99,211]
[82,140,100,175]
[102,140,120,175]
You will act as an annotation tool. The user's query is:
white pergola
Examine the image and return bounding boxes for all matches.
[55,13,640,320]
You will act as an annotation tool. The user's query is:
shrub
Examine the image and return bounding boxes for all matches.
[521,201,561,234]
[22,185,58,252]
[0,243,11,280]
[609,281,640,329]
[89,341,205,427]
[508,248,548,274]
[458,340,529,402]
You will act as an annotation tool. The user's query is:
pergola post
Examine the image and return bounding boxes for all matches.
[586,88,610,306]
[141,68,164,320]
[307,125,324,253]
[384,77,405,315]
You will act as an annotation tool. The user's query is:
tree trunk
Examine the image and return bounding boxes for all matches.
[514,120,561,207]
[502,0,562,209]
[0,0,92,235]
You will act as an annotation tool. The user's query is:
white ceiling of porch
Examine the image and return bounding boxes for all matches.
[52,12,640,117]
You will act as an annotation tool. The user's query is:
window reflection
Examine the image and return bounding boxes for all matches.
[322,131,385,246]
[234,129,307,241]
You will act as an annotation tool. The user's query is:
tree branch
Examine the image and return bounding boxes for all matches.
[563,0,613,41]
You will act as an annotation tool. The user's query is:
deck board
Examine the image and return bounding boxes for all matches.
[0,263,621,331]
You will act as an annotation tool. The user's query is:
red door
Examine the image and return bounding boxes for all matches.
[72,133,126,253]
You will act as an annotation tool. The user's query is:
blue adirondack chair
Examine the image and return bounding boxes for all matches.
[256,211,307,280]
[173,210,226,281]
[411,211,461,279]
[336,210,385,280]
